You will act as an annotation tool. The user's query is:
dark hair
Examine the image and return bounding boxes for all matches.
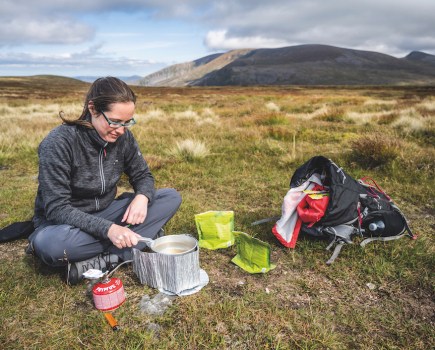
[60,76,137,128]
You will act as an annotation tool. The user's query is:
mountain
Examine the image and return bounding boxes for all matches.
[140,44,435,86]
[403,51,435,66]
[75,75,143,85]
[139,50,251,86]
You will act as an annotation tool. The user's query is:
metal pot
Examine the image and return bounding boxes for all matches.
[138,234,197,255]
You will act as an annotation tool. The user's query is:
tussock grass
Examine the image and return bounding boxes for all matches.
[0,81,434,350]
[363,98,398,106]
[392,115,426,132]
[142,107,168,121]
[349,133,402,168]
[313,106,347,122]
[292,104,330,120]
[142,107,220,127]
[416,97,435,111]
[265,101,280,112]
[391,108,427,133]
[172,108,200,121]
[169,139,210,161]
[346,110,394,124]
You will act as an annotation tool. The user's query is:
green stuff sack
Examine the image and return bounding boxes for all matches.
[231,231,276,274]
[195,211,235,249]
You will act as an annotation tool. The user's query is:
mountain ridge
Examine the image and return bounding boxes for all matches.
[139,44,435,86]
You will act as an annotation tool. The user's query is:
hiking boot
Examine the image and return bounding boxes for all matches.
[66,253,119,286]
[156,227,165,238]
[24,242,34,255]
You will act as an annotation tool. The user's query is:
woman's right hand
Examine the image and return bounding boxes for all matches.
[107,224,142,249]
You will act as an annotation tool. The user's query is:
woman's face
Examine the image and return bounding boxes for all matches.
[89,101,135,143]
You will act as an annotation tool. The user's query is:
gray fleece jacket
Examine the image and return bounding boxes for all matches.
[33,123,155,239]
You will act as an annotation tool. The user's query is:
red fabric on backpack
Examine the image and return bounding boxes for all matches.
[297,185,329,227]
[287,218,303,248]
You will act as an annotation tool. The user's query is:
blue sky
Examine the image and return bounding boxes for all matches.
[1,0,434,77]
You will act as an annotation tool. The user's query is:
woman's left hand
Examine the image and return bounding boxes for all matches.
[122,194,149,225]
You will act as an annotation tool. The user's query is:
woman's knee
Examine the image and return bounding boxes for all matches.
[32,227,68,266]
[159,188,182,211]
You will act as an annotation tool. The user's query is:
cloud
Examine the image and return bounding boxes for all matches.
[4,0,434,55]
[200,0,435,55]
[205,30,291,50]
[0,18,94,45]
[0,44,164,75]
[0,0,202,46]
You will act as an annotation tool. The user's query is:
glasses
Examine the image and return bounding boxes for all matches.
[100,111,136,128]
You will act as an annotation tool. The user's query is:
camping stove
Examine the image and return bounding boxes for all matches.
[84,261,131,311]
[92,276,126,311]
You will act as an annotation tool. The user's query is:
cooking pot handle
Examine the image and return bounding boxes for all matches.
[136,237,154,245]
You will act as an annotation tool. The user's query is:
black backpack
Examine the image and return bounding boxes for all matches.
[358,178,414,247]
[278,156,416,263]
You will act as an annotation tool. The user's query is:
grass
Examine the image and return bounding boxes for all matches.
[0,78,434,349]
[169,139,210,161]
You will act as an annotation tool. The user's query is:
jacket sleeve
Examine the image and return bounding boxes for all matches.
[37,131,113,239]
[123,131,156,202]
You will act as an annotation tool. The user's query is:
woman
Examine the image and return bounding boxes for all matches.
[26,77,182,285]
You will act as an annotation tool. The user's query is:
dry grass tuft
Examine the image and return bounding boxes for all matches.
[377,113,399,125]
[416,98,435,111]
[313,106,347,122]
[196,108,220,126]
[363,99,398,106]
[392,115,426,132]
[346,111,393,125]
[292,105,349,122]
[169,139,209,161]
[349,133,402,168]
[265,101,280,112]
[142,108,167,121]
[290,105,329,120]
[172,108,200,121]
[391,108,427,133]
[141,107,220,127]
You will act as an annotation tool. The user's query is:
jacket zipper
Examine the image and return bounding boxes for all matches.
[95,143,108,211]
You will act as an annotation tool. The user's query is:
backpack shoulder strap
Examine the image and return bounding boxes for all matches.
[360,233,408,247]
[326,241,345,265]
[323,225,357,264]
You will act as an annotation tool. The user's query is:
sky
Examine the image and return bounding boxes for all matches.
[1,0,435,77]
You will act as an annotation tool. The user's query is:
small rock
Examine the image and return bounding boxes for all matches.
[265,288,270,294]
[139,293,176,316]
[366,283,376,290]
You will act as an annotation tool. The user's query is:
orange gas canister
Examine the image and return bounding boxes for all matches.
[92,277,126,311]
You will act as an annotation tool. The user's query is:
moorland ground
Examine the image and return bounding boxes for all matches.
[0,76,434,349]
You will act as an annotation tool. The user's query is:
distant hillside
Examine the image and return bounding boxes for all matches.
[0,75,88,100]
[0,75,86,85]
[75,75,143,85]
[139,50,252,87]
[141,44,435,86]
